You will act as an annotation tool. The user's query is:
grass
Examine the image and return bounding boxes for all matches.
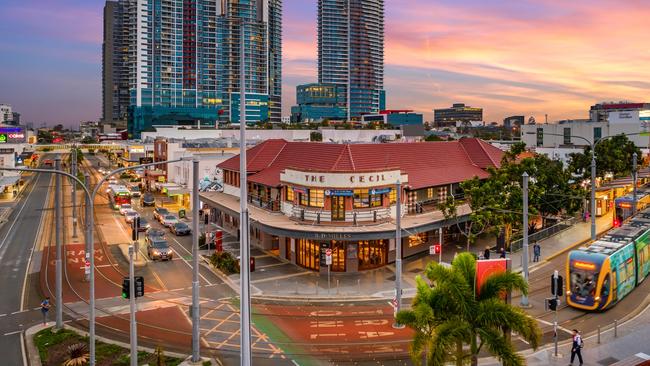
[34,327,184,366]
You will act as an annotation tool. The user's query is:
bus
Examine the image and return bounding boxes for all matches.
[108,185,131,209]
[613,190,650,227]
[567,207,650,311]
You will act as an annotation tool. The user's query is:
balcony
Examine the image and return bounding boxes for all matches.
[285,202,392,226]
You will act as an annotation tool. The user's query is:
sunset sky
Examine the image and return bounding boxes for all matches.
[1,0,649,126]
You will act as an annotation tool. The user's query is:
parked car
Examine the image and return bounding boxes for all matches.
[153,207,170,222]
[141,193,155,207]
[145,227,166,240]
[119,204,133,215]
[171,222,191,236]
[129,185,141,197]
[124,209,139,224]
[146,236,173,261]
[108,178,118,185]
[137,217,150,232]
[160,215,179,228]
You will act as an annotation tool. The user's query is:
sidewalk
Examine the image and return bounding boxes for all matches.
[482,301,650,365]
[206,211,614,300]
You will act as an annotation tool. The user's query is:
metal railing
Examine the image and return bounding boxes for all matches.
[510,216,577,252]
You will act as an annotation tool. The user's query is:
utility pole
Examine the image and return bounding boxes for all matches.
[553,270,560,357]
[239,20,252,366]
[591,154,596,240]
[393,180,404,328]
[438,227,443,264]
[633,152,638,215]
[191,158,200,362]
[72,147,78,238]
[521,172,530,307]
[54,158,63,329]
[128,243,137,366]
[84,173,91,282]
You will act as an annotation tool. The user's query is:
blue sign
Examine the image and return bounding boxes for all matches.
[370,188,392,195]
[325,189,354,196]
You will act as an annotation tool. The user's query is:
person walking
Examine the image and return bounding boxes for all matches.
[40,297,51,326]
[570,329,584,365]
[533,243,541,262]
[499,248,507,259]
[483,247,491,260]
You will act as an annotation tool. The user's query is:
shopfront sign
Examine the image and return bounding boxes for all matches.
[314,232,353,240]
[370,188,391,195]
[324,189,353,196]
[281,169,404,189]
[0,127,26,143]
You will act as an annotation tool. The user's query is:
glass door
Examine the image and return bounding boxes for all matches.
[331,196,346,221]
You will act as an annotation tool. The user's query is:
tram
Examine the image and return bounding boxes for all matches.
[567,207,650,311]
[613,190,650,227]
[108,185,131,210]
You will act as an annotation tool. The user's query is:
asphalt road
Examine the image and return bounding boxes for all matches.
[0,170,52,366]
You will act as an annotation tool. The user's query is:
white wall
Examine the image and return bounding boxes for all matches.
[320,129,401,143]
[141,126,311,142]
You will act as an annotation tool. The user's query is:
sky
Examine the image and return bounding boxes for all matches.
[1,0,649,127]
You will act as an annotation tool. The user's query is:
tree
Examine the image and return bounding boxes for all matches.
[310,131,323,142]
[425,134,444,142]
[569,134,642,179]
[81,136,98,144]
[396,253,541,366]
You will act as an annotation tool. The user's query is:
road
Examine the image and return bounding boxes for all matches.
[0,170,52,365]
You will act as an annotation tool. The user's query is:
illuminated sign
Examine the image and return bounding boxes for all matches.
[619,202,632,209]
[0,134,7,143]
[281,169,405,189]
[573,261,596,271]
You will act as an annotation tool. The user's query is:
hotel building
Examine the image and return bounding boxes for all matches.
[200,138,503,273]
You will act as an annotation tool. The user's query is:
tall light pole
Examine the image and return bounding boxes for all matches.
[239,19,252,366]
[72,147,78,238]
[520,172,530,307]
[54,158,63,329]
[633,152,638,215]
[191,158,201,363]
[393,180,404,328]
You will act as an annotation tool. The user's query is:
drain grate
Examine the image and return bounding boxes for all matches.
[598,357,619,365]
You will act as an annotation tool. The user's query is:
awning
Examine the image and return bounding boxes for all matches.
[167,187,190,196]
[0,176,20,186]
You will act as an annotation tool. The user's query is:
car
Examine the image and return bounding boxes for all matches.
[141,193,155,207]
[108,178,118,185]
[129,185,141,197]
[146,237,173,261]
[153,207,170,221]
[137,217,150,232]
[145,227,166,240]
[119,204,133,215]
[160,214,179,228]
[124,209,139,224]
[171,222,191,236]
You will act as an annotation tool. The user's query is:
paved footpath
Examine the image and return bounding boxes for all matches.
[209,212,614,300]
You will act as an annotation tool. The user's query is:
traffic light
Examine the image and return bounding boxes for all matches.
[122,278,130,299]
[135,276,144,298]
[433,244,441,254]
[551,275,564,296]
[546,297,559,311]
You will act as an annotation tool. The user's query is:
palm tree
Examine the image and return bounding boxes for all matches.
[396,253,541,366]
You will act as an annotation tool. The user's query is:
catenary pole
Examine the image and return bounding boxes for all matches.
[191,158,201,362]
[633,152,638,215]
[72,147,78,238]
[521,172,530,307]
[393,180,403,328]
[590,153,596,240]
[128,244,137,366]
[54,158,63,329]
[239,19,252,366]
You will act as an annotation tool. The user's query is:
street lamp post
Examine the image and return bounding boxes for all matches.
[521,172,530,308]
[633,152,638,215]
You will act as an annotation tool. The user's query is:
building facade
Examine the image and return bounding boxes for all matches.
[361,110,423,127]
[589,102,650,122]
[434,103,483,128]
[0,104,13,124]
[102,0,130,129]
[103,0,282,137]
[318,0,385,120]
[290,83,347,123]
[503,115,524,129]
[200,138,503,273]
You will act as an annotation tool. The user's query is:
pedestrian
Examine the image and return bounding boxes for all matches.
[483,247,490,260]
[40,297,51,325]
[533,243,541,262]
[499,248,506,259]
[570,329,584,365]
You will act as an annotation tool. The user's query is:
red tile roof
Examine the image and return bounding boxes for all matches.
[219,138,504,188]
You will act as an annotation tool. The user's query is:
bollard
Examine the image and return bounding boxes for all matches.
[614,319,618,338]
[295,280,298,294]
[597,326,601,344]
[336,279,340,295]
[316,280,319,295]
[357,278,361,294]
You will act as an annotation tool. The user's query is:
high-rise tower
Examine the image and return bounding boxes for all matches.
[318,0,385,119]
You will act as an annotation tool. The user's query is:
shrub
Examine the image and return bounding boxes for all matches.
[63,343,89,366]
[209,251,239,275]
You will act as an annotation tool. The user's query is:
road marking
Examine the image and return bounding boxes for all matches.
[21,176,51,311]
[10,310,27,315]
[256,262,290,270]
[0,172,39,254]
[251,271,311,284]
[536,318,573,334]
[0,313,6,317]
[168,236,213,286]
[3,330,22,336]
[20,332,28,366]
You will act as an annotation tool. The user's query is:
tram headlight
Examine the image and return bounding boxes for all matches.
[566,290,572,296]
[595,296,601,302]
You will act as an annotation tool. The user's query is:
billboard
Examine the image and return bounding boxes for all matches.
[0,127,26,143]
[476,258,509,296]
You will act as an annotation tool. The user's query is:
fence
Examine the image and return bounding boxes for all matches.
[510,217,577,252]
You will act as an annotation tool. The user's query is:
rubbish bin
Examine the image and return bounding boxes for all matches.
[178,209,186,219]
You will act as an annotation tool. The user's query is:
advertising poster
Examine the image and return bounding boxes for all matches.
[476,258,509,295]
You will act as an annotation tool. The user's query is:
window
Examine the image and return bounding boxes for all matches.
[309,189,324,208]
[354,189,370,208]
[408,232,429,248]
[286,187,294,202]
[563,128,572,145]
[370,194,382,207]
[427,188,434,200]
[389,189,397,204]
[536,128,544,147]
[594,127,602,142]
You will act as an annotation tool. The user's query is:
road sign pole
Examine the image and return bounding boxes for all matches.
[54,158,63,330]
[438,227,443,264]
[191,158,201,363]
[393,180,404,328]
[84,173,91,282]
[129,245,137,366]
[521,172,530,307]
[553,270,559,357]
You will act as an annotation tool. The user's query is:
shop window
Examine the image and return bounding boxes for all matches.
[408,232,429,248]
[358,240,387,270]
[389,189,397,204]
[370,194,382,207]
[286,187,294,202]
[309,189,324,207]
[354,189,370,208]
[299,192,308,206]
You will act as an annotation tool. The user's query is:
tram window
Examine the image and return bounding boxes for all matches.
[601,274,610,299]
[570,269,599,298]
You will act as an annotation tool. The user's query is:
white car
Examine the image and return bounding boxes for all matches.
[124,209,139,224]
[119,204,133,215]
[109,178,118,185]
[160,214,179,228]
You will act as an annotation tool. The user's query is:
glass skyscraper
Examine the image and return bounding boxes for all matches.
[318,0,385,119]
[103,0,282,137]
